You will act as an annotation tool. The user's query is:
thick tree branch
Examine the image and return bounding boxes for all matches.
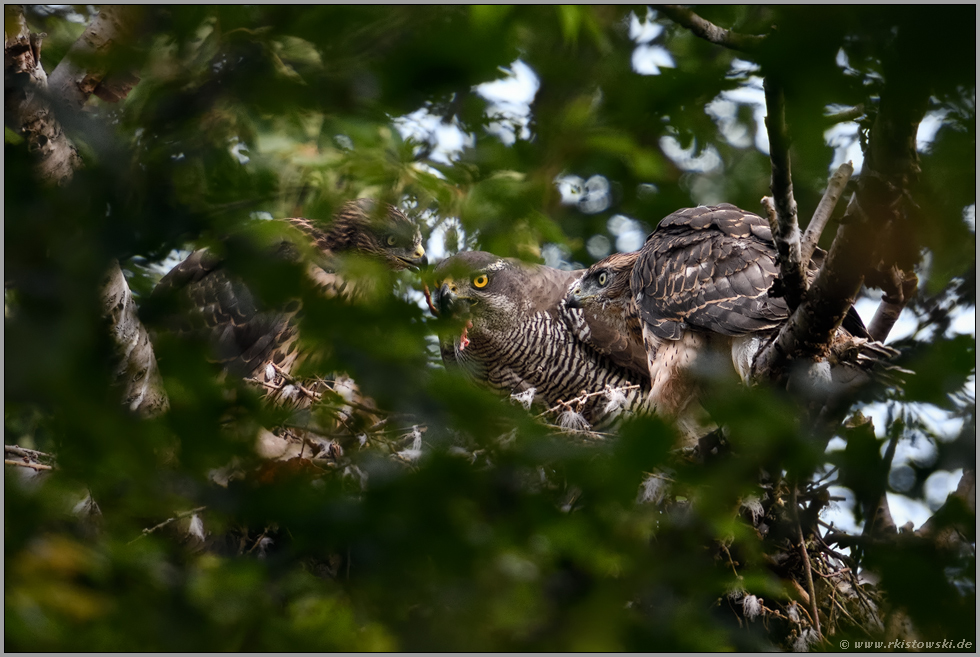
[752,52,930,379]
[802,162,853,266]
[763,76,806,311]
[655,5,766,53]
[5,6,81,185]
[5,5,167,417]
[823,104,865,125]
[867,271,918,343]
[47,6,145,110]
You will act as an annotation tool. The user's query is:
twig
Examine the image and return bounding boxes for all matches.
[534,384,640,419]
[246,526,273,555]
[763,76,806,311]
[823,104,865,125]
[542,425,613,441]
[656,5,766,52]
[802,162,854,267]
[5,459,53,471]
[792,485,822,639]
[128,506,207,545]
[4,445,55,462]
[271,363,319,400]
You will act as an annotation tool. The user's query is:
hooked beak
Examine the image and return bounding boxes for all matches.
[398,245,428,271]
[565,285,591,309]
[433,279,477,317]
[432,279,475,350]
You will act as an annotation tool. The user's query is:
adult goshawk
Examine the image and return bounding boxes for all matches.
[431,251,648,428]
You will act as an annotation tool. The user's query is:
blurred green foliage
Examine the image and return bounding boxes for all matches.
[5,5,975,650]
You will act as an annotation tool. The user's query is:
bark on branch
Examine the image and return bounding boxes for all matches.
[47,5,146,110]
[752,50,930,379]
[802,161,853,266]
[5,6,81,185]
[655,5,766,53]
[763,76,806,311]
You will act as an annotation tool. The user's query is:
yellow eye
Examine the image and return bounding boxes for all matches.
[598,272,608,286]
[473,274,489,289]
[386,235,397,246]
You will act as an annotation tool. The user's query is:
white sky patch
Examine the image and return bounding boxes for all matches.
[925,469,965,509]
[586,234,612,259]
[230,138,250,164]
[556,173,612,214]
[705,62,768,153]
[916,110,949,152]
[149,248,193,279]
[964,204,976,233]
[835,48,860,77]
[608,214,646,253]
[825,121,864,174]
[629,8,664,42]
[861,401,966,443]
[628,8,675,76]
[659,135,723,173]
[393,107,475,164]
[949,305,976,337]
[475,60,540,145]
[852,296,917,342]
[705,99,753,149]
[410,160,447,180]
[426,216,467,262]
[887,492,933,530]
[632,44,675,76]
[542,243,578,271]
[630,7,676,75]
[821,485,861,534]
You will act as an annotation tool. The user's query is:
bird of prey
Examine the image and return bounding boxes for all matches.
[566,203,891,435]
[152,198,427,405]
[430,251,649,428]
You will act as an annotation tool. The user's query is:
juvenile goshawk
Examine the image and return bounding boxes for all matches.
[153,199,426,405]
[566,203,890,434]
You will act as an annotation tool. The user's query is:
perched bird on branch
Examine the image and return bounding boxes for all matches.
[152,199,427,406]
[566,203,897,437]
[430,251,648,428]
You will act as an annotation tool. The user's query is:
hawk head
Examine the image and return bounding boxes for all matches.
[293,198,427,271]
[430,252,525,340]
[565,251,638,312]
[430,251,580,350]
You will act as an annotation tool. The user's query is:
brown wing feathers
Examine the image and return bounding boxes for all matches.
[632,204,789,339]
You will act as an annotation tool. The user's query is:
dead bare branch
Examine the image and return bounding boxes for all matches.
[128,506,207,544]
[4,444,55,462]
[802,162,854,266]
[5,459,53,471]
[656,5,766,52]
[792,485,822,640]
[823,104,865,125]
